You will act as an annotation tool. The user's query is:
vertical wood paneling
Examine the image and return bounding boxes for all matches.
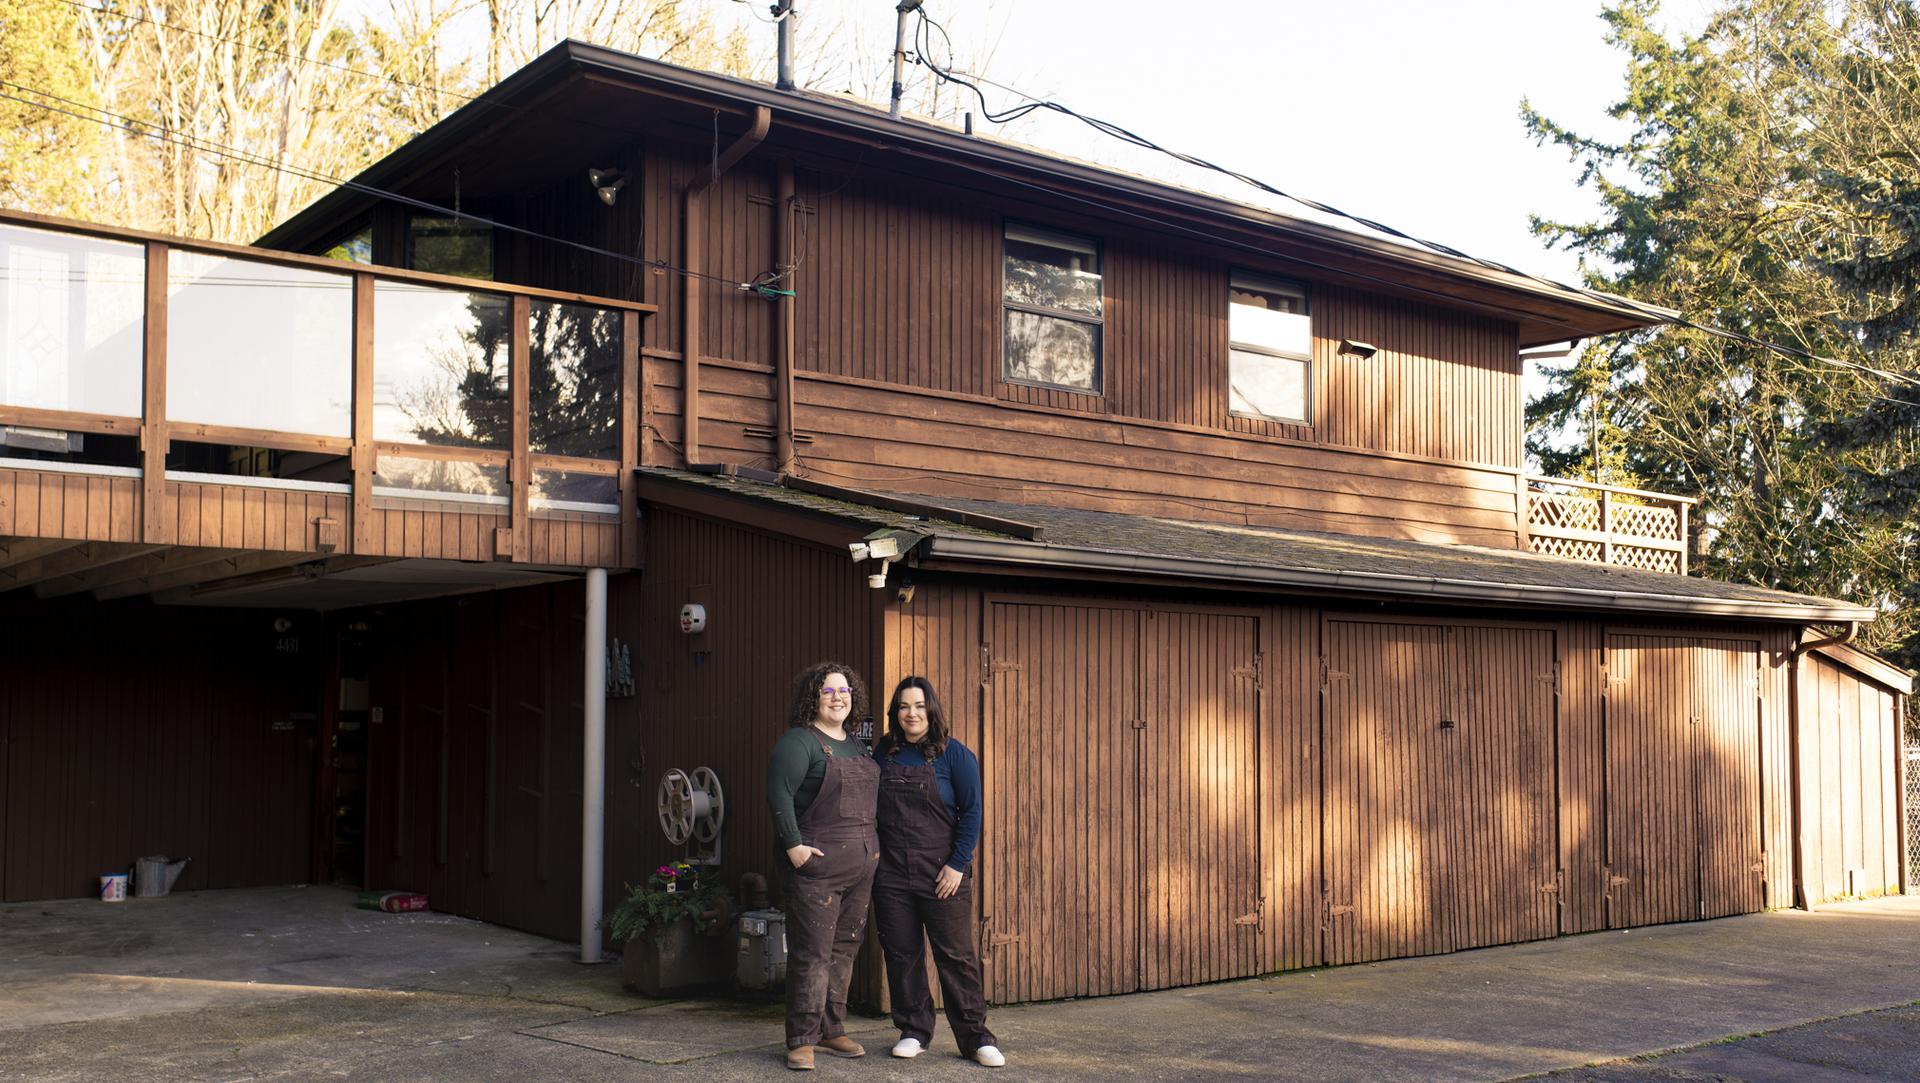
[1261,604,1320,974]
[1800,654,1906,902]
[1558,622,1606,933]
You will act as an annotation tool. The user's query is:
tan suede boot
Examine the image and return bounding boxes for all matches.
[817,1035,866,1058]
[785,1046,815,1071]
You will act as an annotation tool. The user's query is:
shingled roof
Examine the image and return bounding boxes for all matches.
[638,469,1872,624]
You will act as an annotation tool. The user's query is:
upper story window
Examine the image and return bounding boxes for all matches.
[1003,223,1102,392]
[320,224,372,265]
[408,216,493,280]
[1228,272,1311,423]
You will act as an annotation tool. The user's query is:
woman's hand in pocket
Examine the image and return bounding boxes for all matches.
[934,865,963,899]
[788,844,825,869]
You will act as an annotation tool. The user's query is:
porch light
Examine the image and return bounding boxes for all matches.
[588,167,627,206]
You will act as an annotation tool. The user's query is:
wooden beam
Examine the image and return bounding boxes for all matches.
[620,309,641,568]
[93,548,322,601]
[29,545,170,598]
[0,538,84,570]
[34,546,246,599]
[140,241,172,545]
[163,554,392,602]
[0,406,140,438]
[509,294,531,562]
[0,542,158,591]
[351,272,375,555]
[167,423,350,456]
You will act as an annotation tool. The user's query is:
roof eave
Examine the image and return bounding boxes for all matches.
[925,536,1875,625]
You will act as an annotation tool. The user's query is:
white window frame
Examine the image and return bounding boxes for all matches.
[1227,271,1312,425]
[1001,222,1104,394]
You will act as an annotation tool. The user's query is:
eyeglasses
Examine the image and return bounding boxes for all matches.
[819,686,852,698]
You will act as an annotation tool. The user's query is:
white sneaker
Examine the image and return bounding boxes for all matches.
[891,1036,923,1059]
[973,1045,1006,1067]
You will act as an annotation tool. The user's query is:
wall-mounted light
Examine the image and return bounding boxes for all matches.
[678,603,707,634]
[1337,339,1379,360]
[588,167,627,206]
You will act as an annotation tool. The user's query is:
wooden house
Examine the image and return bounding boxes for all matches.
[0,42,1908,1003]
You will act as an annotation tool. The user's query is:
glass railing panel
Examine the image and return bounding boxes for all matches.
[166,251,353,437]
[373,282,510,448]
[528,300,621,459]
[0,223,144,417]
[372,454,509,504]
[531,468,618,514]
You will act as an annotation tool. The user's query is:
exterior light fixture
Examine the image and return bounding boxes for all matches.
[588,167,627,206]
[1337,339,1379,359]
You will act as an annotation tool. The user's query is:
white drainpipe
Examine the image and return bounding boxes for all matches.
[581,567,608,963]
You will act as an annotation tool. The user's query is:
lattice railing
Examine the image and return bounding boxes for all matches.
[1525,477,1697,575]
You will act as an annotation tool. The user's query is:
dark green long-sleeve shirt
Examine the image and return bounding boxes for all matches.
[766,725,866,849]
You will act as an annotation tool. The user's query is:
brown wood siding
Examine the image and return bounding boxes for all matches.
[785,376,1522,547]
[1603,634,1765,927]
[526,513,622,567]
[1323,620,1556,965]
[1558,621,1607,933]
[0,600,318,902]
[359,503,510,562]
[1799,655,1905,902]
[0,469,141,544]
[169,480,347,552]
[608,145,1529,539]
[629,507,873,917]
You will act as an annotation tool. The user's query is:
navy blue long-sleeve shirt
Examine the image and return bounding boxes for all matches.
[874,737,982,871]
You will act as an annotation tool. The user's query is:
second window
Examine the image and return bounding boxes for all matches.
[1003,224,1102,393]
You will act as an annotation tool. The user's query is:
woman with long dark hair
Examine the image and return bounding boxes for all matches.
[765,661,880,1071]
[871,676,1003,1067]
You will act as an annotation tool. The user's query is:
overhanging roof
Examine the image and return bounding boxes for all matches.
[259,41,1674,347]
[1810,641,1914,695]
[637,469,1873,625]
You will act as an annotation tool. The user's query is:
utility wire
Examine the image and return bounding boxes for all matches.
[909,7,1920,391]
[0,80,757,291]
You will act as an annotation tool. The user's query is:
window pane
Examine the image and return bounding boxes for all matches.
[1230,349,1308,422]
[323,226,372,264]
[0,224,144,417]
[1005,310,1100,391]
[530,301,620,459]
[167,252,353,437]
[532,468,618,512]
[373,454,508,502]
[1230,281,1311,358]
[409,217,492,280]
[373,283,511,448]
[1004,237,1102,316]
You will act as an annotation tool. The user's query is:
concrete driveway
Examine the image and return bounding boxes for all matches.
[2,886,1917,1081]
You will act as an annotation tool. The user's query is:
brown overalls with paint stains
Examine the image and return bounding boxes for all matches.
[783,727,879,1050]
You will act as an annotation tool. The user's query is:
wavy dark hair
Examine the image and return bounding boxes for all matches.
[874,676,949,761]
[786,661,868,730]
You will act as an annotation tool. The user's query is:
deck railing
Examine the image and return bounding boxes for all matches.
[0,209,652,565]
[1525,476,1696,575]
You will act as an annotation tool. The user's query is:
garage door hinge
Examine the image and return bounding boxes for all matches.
[1536,880,1561,894]
[982,644,1021,678]
[1130,718,1146,730]
[1233,653,1262,687]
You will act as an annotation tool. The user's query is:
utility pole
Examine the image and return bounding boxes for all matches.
[775,0,796,91]
[890,1,924,119]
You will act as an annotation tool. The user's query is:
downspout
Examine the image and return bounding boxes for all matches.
[773,158,798,474]
[682,105,771,466]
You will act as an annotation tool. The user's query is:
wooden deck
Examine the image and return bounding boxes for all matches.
[0,210,651,600]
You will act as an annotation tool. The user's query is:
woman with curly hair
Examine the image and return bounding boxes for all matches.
[871,676,1003,1067]
[765,661,879,1071]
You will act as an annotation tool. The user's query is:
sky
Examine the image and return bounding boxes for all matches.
[696,0,1719,295]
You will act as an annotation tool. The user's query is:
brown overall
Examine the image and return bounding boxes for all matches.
[783,727,880,1050]
[873,751,996,1055]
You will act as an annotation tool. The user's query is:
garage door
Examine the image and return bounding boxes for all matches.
[1324,621,1557,964]
[1604,635,1763,926]
[982,602,1260,1003]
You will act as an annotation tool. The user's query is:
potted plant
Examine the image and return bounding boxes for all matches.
[606,861,732,997]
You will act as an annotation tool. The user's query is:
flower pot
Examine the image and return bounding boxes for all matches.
[621,915,728,997]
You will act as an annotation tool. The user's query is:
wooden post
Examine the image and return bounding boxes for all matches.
[1678,501,1691,576]
[619,310,641,567]
[1599,489,1613,567]
[351,272,376,555]
[139,242,171,545]
[509,294,531,562]
[1514,473,1532,553]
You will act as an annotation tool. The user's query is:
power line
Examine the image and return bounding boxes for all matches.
[908,7,1920,392]
[0,80,757,292]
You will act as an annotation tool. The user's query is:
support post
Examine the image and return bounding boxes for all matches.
[580,566,609,963]
[1599,489,1613,567]
[139,242,171,544]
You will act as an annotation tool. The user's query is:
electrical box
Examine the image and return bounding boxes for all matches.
[736,908,787,990]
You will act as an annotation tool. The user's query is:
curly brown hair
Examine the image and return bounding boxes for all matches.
[786,661,868,730]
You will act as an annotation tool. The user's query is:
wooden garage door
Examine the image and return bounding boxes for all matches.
[1604,635,1762,927]
[982,602,1260,1003]
[1324,621,1557,965]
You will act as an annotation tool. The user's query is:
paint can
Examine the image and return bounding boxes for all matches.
[100,873,129,902]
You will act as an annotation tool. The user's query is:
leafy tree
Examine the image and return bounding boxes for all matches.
[0,0,101,219]
[1525,0,1919,668]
